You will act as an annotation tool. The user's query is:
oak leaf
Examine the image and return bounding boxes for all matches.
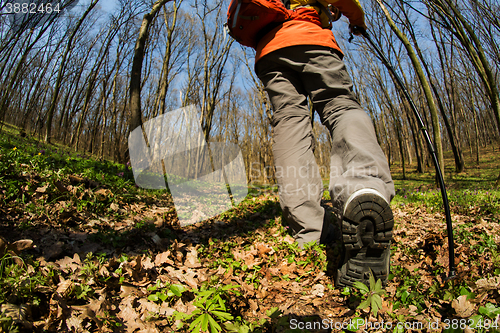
[452,295,475,318]
[154,251,174,266]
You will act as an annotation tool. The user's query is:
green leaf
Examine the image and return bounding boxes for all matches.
[393,324,405,333]
[357,298,370,310]
[212,310,234,321]
[207,314,222,333]
[374,278,384,294]
[216,295,226,311]
[369,272,376,290]
[224,322,248,333]
[371,294,382,316]
[353,281,369,294]
[158,292,168,302]
[467,314,483,329]
[202,313,209,332]
[199,289,215,297]
[190,315,204,333]
[459,286,475,300]
[341,287,351,296]
[443,290,455,301]
[170,284,186,297]
[479,303,500,319]
[147,294,159,302]
[222,284,240,291]
[348,317,364,331]
[266,307,281,319]
[401,289,410,303]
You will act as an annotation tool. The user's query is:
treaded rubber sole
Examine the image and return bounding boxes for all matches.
[336,192,394,287]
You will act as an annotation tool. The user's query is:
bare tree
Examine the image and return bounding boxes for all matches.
[376,0,445,178]
[129,0,173,136]
[44,0,100,143]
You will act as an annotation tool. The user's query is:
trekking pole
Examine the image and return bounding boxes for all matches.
[350,28,456,281]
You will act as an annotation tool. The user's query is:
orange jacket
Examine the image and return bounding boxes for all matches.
[255,0,366,63]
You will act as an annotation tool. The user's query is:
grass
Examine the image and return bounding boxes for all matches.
[0,124,175,221]
[388,145,500,218]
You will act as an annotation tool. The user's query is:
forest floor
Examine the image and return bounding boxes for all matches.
[0,124,499,333]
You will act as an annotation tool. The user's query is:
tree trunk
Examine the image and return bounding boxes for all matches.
[0,21,56,127]
[44,0,99,143]
[129,0,172,135]
[154,0,182,117]
[429,0,500,136]
[377,0,445,179]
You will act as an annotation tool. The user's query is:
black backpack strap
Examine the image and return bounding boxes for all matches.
[314,1,334,24]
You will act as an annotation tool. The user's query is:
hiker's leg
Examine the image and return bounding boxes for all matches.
[256,52,333,247]
[295,46,394,213]
[293,45,395,285]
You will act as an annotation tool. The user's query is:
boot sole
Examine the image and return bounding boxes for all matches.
[336,192,393,287]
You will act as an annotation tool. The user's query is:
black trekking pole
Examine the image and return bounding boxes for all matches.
[351,28,456,281]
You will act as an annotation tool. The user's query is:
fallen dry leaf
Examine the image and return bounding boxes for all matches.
[452,295,475,318]
[0,303,32,329]
[9,239,34,253]
[184,247,202,268]
[474,276,500,291]
[53,180,68,193]
[311,284,325,297]
[154,251,174,266]
[56,253,81,273]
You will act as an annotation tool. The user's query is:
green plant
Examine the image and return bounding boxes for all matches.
[79,252,101,280]
[74,283,93,300]
[0,253,49,305]
[353,272,386,317]
[147,282,186,303]
[96,311,123,329]
[299,241,327,271]
[172,284,240,333]
[224,307,281,333]
[0,311,20,333]
[479,303,500,320]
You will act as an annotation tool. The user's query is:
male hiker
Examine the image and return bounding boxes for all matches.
[252,0,396,286]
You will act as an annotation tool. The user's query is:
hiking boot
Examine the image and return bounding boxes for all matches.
[336,188,393,287]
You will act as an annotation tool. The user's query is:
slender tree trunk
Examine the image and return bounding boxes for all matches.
[44,0,99,143]
[0,22,55,127]
[373,64,406,178]
[129,0,172,135]
[401,11,464,173]
[72,25,118,150]
[407,109,423,173]
[429,0,500,135]
[154,1,182,117]
[377,0,445,179]
[466,76,481,164]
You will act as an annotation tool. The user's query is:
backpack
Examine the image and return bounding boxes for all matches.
[226,0,340,49]
[226,0,296,49]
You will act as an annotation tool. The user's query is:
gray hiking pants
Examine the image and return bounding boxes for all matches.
[256,45,395,247]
